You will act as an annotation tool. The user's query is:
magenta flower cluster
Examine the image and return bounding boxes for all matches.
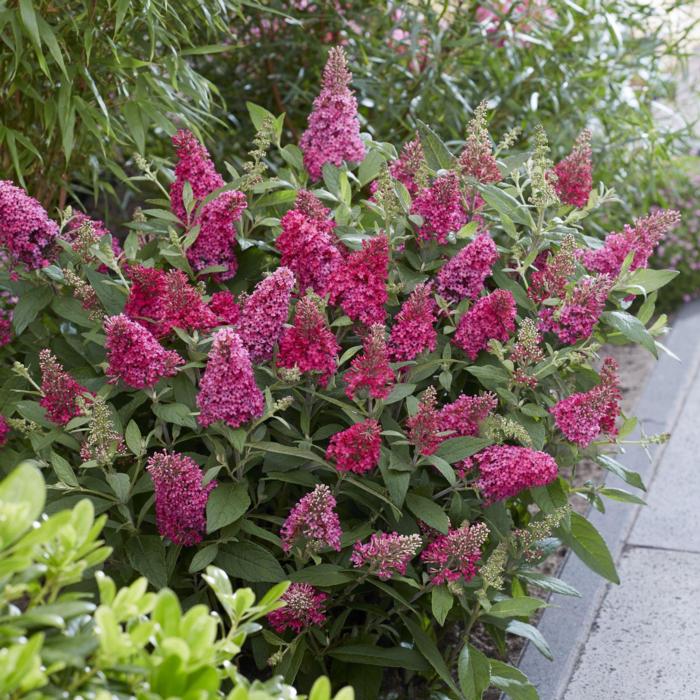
[454,289,517,359]
[411,172,468,244]
[146,450,216,546]
[420,522,490,584]
[389,282,437,361]
[550,357,621,447]
[345,324,396,400]
[0,180,58,270]
[436,232,499,302]
[351,531,422,580]
[39,350,90,425]
[325,419,382,474]
[280,483,343,555]
[267,583,328,633]
[551,129,593,208]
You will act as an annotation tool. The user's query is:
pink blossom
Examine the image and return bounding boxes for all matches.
[0,416,10,446]
[300,46,366,180]
[411,172,468,244]
[389,283,437,361]
[277,294,340,386]
[327,235,389,326]
[406,386,442,456]
[170,129,225,223]
[459,110,502,186]
[420,522,489,585]
[280,484,342,555]
[439,392,498,439]
[64,212,122,269]
[550,357,621,447]
[208,290,240,325]
[389,138,426,195]
[528,238,577,304]
[267,583,328,633]
[237,267,295,363]
[344,324,395,400]
[124,266,218,338]
[169,129,247,280]
[146,450,216,547]
[538,275,612,344]
[104,314,183,389]
[453,289,516,359]
[583,209,681,276]
[39,350,91,425]
[325,419,382,474]
[187,190,247,281]
[0,180,58,270]
[551,129,593,208]
[351,532,422,580]
[436,233,499,302]
[276,191,342,294]
[0,289,17,347]
[468,445,558,503]
[197,328,265,428]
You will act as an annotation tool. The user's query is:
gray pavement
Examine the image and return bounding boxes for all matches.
[518,300,700,699]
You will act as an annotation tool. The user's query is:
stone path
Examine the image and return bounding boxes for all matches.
[518,300,700,699]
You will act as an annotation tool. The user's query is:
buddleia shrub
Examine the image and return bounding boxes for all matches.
[0,461,352,699]
[0,47,680,699]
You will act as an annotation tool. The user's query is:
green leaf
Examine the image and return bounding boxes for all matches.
[290,564,354,586]
[478,184,533,226]
[486,596,547,619]
[384,383,416,405]
[506,620,552,660]
[601,310,657,356]
[517,571,580,597]
[562,511,619,583]
[458,643,491,700]
[404,618,460,694]
[328,644,429,671]
[0,461,46,549]
[358,149,385,186]
[434,436,492,464]
[216,542,284,583]
[152,403,197,429]
[85,270,126,316]
[596,455,646,491]
[51,451,79,487]
[616,268,678,295]
[489,660,538,700]
[206,483,250,533]
[599,487,646,505]
[126,536,168,588]
[431,585,453,626]
[124,420,143,457]
[406,493,449,533]
[188,544,219,573]
[417,120,454,170]
[105,473,130,503]
[12,285,53,334]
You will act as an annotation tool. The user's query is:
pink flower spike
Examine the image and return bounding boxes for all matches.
[551,129,593,208]
[406,386,442,456]
[277,190,342,295]
[0,416,10,447]
[277,293,340,386]
[197,328,265,429]
[300,46,366,180]
[0,180,59,270]
[280,484,342,555]
[208,290,240,326]
[237,267,295,363]
[39,349,91,425]
[389,138,426,195]
[327,235,389,326]
[351,532,422,580]
[104,314,183,389]
[453,289,516,360]
[267,583,328,633]
[345,324,396,401]
[147,450,216,547]
[420,522,490,585]
[389,283,437,362]
[436,232,499,303]
[550,357,621,447]
[583,209,682,277]
[411,172,468,245]
[470,445,558,503]
[326,419,382,474]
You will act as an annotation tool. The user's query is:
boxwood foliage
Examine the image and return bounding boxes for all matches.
[0,87,677,698]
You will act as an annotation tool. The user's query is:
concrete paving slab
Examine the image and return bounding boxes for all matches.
[629,368,700,551]
[564,546,700,700]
